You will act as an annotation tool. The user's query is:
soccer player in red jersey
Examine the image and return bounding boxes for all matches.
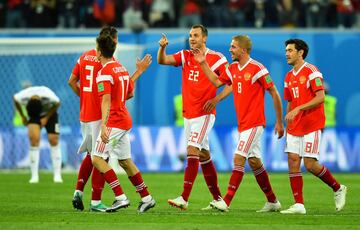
[280,39,347,214]
[193,35,284,212]
[68,26,118,212]
[92,33,155,213]
[158,24,232,210]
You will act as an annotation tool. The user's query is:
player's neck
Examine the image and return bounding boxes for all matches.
[238,55,250,67]
[293,60,305,72]
[100,57,113,66]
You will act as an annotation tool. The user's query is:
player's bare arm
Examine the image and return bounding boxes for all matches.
[131,54,152,82]
[68,74,80,97]
[157,33,176,65]
[192,48,223,88]
[100,94,111,143]
[268,86,284,138]
[41,101,60,127]
[13,97,27,125]
[203,85,232,113]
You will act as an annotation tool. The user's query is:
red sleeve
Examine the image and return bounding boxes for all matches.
[218,67,232,86]
[310,77,325,93]
[72,60,80,76]
[97,81,111,97]
[284,77,292,101]
[258,74,274,90]
[214,61,228,76]
[97,67,112,97]
[172,50,183,67]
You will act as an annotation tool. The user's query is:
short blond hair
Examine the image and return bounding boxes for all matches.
[232,35,252,53]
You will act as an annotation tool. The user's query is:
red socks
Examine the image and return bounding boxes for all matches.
[104,169,124,196]
[91,167,105,201]
[224,165,244,206]
[253,165,276,203]
[316,166,341,192]
[129,172,150,198]
[200,159,221,200]
[76,153,93,191]
[289,172,304,204]
[181,156,200,201]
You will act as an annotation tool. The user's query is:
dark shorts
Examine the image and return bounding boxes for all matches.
[28,112,60,134]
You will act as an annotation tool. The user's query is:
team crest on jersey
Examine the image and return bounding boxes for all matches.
[244,72,251,81]
[299,76,306,84]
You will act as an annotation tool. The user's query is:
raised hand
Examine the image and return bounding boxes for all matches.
[192,48,206,64]
[159,33,169,48]
[136,54,152,73]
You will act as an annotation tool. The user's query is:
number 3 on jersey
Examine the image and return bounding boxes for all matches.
[188,70,199,82]
[83,65,94,92]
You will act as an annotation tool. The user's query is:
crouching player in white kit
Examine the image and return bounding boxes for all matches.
[13,86,62,183]
[92,33,155,213]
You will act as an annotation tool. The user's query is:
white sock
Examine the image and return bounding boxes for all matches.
[74,190,83,197]
[141,195,152,203]
[115,194,127,201]
[50,144,62,178]
[91,200,101,206]
[29,146,40,179]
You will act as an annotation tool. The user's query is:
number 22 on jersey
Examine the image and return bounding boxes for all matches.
[188,70,199,82]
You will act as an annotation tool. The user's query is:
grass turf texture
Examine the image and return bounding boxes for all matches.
[0,172,359,230]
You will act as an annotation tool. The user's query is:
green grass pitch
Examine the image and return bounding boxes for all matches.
[0,172,359,229]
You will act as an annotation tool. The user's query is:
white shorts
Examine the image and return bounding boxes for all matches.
[234,126,263,159]
[93,127,131,160]
[285,130,321,160]
[184,114,215,151]
[77,120,101,154]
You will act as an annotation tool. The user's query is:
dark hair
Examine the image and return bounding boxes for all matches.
[99,26,118,40]
[26,98,42,118]
[285,39,309,59]
[191,24,208,37]
[96,35,116,58]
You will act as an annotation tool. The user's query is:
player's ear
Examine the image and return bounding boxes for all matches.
[299,49,304,58]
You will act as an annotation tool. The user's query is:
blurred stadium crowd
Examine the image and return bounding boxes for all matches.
[0,0,359,29]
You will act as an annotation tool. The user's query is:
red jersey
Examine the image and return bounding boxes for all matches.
[219,58,274,132]
[284,62,325,136]
[72,49,102,122]
[173,48,228,119]
[96,61,134,130]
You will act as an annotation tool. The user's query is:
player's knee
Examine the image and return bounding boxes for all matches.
[233,154,245,166]
[187,145,200,157]
[118,159,128,169]
[303,158,316,173]
[48,135,59,146]
[199,150,210,161]
[29,136,40,146]
[248,157,261,169]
